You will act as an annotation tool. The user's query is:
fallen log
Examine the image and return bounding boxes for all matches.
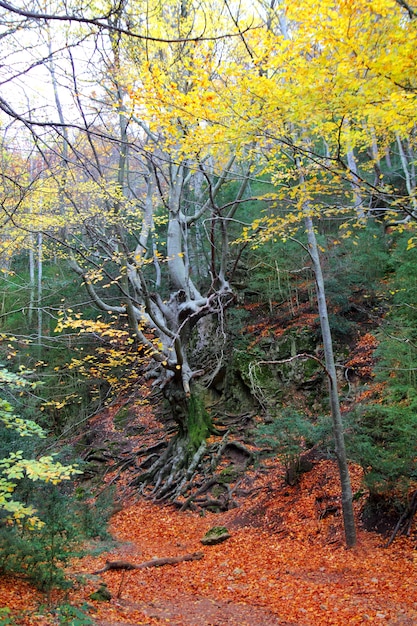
[92,551,203,574]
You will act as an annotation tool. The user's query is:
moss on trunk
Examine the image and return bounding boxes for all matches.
[186,391,212,453]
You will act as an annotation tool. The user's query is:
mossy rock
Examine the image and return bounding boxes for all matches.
[90,584,112,601]
[201,526,231,546]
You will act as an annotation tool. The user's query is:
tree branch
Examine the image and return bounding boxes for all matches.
[0,1,255,43]
[92,552,204,574]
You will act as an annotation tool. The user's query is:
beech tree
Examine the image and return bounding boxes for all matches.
[0,0,257,499]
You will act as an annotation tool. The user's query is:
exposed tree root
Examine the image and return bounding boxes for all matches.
[386,489,417,547]
[129,431,255,511]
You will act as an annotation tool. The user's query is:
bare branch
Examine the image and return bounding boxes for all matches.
[0,0,256,43]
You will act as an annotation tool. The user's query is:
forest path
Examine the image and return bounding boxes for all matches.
[72,460,417,626]
[95,595,292,625]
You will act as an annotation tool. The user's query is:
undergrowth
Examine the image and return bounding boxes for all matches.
[0,483,115,594]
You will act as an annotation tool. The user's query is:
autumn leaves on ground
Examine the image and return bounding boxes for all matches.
[1,456,416,626]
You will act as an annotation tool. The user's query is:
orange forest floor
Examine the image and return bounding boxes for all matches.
[1,459,417,626]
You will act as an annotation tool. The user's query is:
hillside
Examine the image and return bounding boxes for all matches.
[1,455,416,625]
[1,1,417,623]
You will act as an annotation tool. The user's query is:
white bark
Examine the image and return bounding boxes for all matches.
[396,133,417,215]
[28,230,35,325]
[37,231,43,346]
[167,164,202,300]
[347,147,365,219]
[344,120,365,220]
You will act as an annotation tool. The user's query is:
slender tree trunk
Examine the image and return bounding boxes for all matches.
[296,154,356,546]
[396,133,417,214]
[304,211,357,547]
[368,128,383,190]
[28,159,36,325]
[28,235,35,325]
[37,231,43,346]
[344,120,365,220]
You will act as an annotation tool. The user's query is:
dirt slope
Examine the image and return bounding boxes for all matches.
[1,459,416,625]
[75,460,417,625]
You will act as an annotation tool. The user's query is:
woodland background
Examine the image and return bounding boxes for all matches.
[1,0,417,623]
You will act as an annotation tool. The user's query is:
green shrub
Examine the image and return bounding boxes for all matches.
[0,485,85,591]
[53,603,93,626]
[0,481,115,592]
[346,402,417,499]
[0,607,15,626]
[74,487,115,541]
[255,409,316,484]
